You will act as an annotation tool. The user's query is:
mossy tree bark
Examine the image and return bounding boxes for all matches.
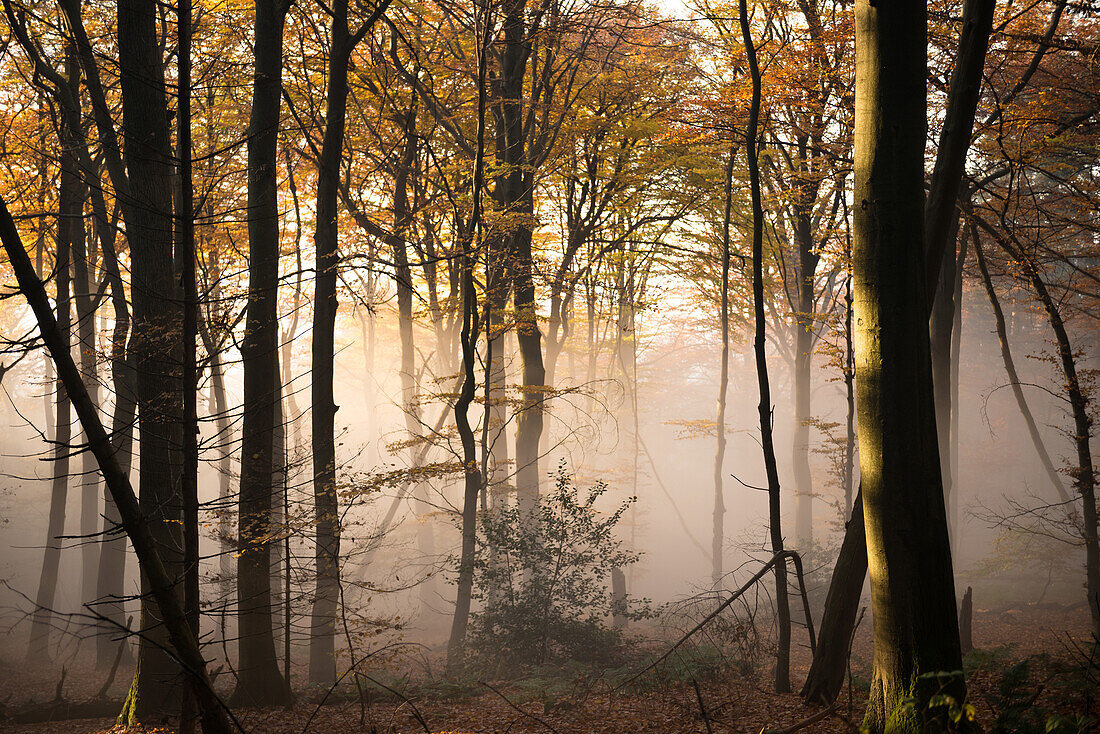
[802,0,993,707]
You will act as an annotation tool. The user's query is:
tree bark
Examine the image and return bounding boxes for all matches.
[113,0,186,716]
[233,0,290,705]
[853,0,965,727]
[712,147,734,586]
[801,0,993,707]
[446,4,490,669]
[739,0,790,694]
[26,86,78,660]
[308,0,350,686]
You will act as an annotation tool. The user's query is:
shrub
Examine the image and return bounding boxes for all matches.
[465,463,651,673]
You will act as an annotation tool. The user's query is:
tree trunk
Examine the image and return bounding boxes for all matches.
[853,0,965,727]
[111,0,188,716]
[800,489,866,704]
[712,147,734,586]
[233,0,290,704]
[447,6,490,669]
[958,587,973,654]
[801,0,993,707]
[739,0,790,694]
[176,1,200,723]
[26,91,77,660]
[71,177,101,619]
[930,218,961,544]
[792,209,818,550]
[978,217,1100,643]
[500,0,544,520]
[971,228,1071,504]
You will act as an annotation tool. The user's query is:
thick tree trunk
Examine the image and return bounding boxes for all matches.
[116,0,186,717]
[740,0,790,694]
[176,6,201,723]
[853,0,965,727]
[801,0,993,707]
[233,0,290,705]
[499,0,545,520]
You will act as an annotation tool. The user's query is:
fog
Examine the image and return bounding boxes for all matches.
[0,269,1089,668]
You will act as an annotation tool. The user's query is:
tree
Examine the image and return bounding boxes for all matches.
[232,0,291,705]
[740,0,791,695]
[851,0,965,727]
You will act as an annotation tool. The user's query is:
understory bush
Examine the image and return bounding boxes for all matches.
[464,463,652,674]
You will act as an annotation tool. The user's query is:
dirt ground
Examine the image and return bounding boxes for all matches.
[0,603,1094,733]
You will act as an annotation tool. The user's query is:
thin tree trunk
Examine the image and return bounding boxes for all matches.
[975,216,1100,642]
[71,181,100,619]
[792,208,818,549]
[446,4,490,669]
[739,0,790,694]
[712,146,734,586]
[27,91,78,659]
[233,0,290,704]
[971,227,1070,504]
[95,203,135,669]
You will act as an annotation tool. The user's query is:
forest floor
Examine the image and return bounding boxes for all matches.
[0,603,1095,733]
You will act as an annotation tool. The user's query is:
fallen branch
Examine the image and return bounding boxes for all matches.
[616,550,814,690]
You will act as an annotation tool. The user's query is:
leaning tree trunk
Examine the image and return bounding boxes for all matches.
[971,228,1070,504]
[852,0,965,727]
[0,196,233,734]
[232,0,290,705]
[977,217,1100,642]
[739,0,791,694]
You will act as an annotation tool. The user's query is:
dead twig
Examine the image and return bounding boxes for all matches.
[480,681,560,734]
